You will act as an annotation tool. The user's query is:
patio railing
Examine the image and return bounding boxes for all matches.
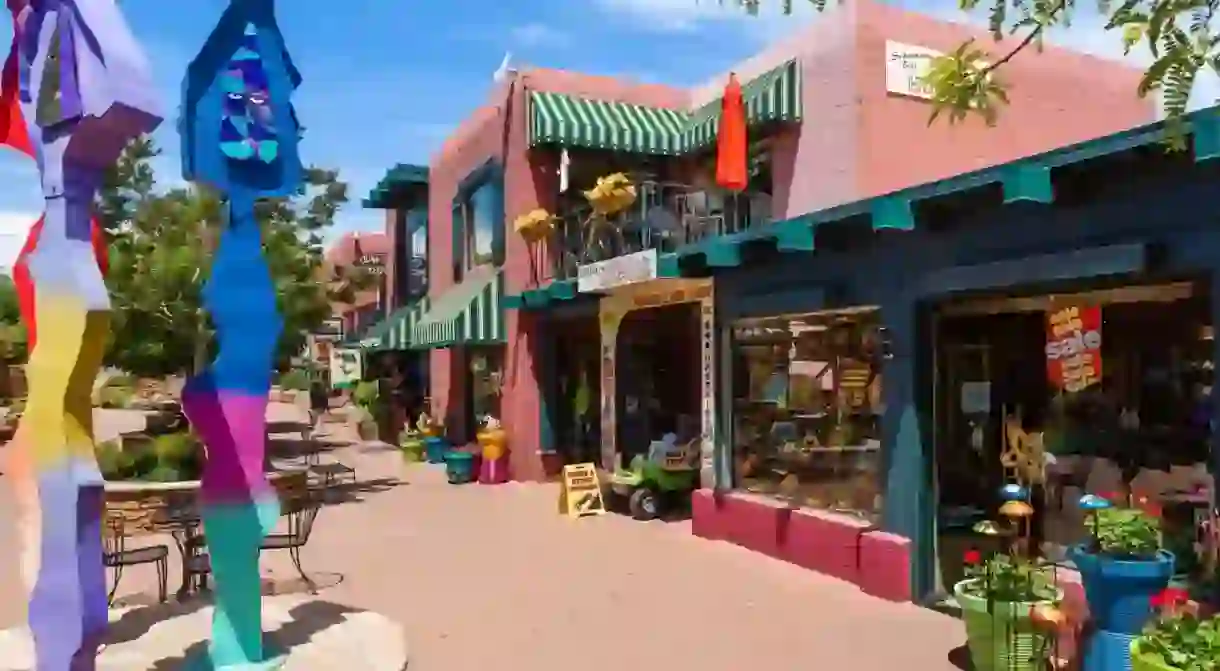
[550,180,773,283]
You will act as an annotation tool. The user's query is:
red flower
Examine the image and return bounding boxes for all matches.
[963,549,982,565]
[1099,491,1121,504]
[1151,587,1189,610]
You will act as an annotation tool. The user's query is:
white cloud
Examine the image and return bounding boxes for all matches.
[592,0,816,35]
[510,22,572,48]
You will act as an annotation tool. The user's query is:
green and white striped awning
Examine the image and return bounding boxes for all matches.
[410,267,505,349]
[684,60,803,151]
[529,91,689,156]
[356,299,430,351]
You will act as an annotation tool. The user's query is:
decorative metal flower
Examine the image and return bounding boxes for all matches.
[999,500,1035,518]
[999,483,1029,501]
[973,520,1003,536]
[1077,493,1113,511]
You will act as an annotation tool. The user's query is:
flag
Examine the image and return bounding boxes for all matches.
[493,52,512,83]
[559,148,570,192]
[715,73,748,192]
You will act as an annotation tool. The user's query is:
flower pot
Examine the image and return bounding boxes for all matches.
[401,438,424,463]
[1069,545,1175,634]
[423,436,449,464]
[477,428,507,461]
[1129,641,1179,671]
[954,579,1062,671]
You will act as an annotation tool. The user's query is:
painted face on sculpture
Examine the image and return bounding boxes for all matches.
[219,26,278,164]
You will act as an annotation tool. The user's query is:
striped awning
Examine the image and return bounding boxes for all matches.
[684,60,803,150]
[355,300,430,351]
[410,267,505,349]
[529,91,689,156]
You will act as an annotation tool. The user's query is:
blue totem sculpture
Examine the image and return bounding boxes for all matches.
[179,0,303,667]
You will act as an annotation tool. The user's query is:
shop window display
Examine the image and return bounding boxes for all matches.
[730,308,884,521]
[933,283,1216,585]
[468,348,504,432]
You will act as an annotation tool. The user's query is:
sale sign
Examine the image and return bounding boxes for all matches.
[1045,305,1103,392]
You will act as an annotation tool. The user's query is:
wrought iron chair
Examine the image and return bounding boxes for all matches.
[102,509,169,606]
[260,482,322,593]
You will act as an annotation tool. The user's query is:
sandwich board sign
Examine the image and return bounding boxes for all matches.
[559,462,606,518]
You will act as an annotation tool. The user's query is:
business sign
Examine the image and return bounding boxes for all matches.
[578,249,658,293]
[1046,305,1102,393]
[886,41,988,102]
[559,463,606,518]
[329,347,363,389]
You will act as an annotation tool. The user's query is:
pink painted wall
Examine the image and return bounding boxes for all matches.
[686,0,1156,216]
[421,4,1152,480]
[426,71,685,480]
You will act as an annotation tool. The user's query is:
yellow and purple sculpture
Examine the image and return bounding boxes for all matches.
[179,0,304,667]
[3,0,162,668]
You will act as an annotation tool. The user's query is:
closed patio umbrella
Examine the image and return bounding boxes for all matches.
[715,73,748,192]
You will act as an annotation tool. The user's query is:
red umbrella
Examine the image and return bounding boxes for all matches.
[715,73,748,192]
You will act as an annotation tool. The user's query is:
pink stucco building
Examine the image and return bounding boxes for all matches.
[380,0,1152,484]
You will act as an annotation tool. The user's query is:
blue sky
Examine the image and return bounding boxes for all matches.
[0,0,1211,267]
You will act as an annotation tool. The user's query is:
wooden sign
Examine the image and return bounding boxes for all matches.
[559,463,606,518]
[1046,304,1102,393]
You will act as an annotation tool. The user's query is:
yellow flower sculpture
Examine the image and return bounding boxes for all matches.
[513,208,556,244]
[583,172,637,216]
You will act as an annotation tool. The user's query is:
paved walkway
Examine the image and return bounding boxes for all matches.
[0,404,967,670]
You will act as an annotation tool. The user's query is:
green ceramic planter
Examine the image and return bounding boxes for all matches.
[954,579,1062,671]
[1129,640,1180,671]
[400,438,424,462]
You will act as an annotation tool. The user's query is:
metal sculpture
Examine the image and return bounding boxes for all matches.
[1,1,162,669]
[179,0,303,666]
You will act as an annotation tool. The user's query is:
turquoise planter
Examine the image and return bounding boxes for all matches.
[444,451,475,484]
[424,437,449,464]
[1069,545,1174,671]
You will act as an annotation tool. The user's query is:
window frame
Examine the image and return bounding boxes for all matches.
[451,159,505,283]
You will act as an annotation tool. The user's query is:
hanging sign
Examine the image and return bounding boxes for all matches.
[1045,305,1102,393]
[559,463,606,518]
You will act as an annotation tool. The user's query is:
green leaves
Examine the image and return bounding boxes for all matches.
[1093,506,1163,557]
[96,136,351,377]
[961,552,1059,602]
[1138,612,1220,671]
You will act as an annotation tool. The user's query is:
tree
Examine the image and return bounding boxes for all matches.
[0,275,27,364]
[723,0,1215,134]
[98,137,370,378]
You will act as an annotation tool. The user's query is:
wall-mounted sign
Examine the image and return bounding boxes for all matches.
[1046,305,1102,393]
[578,249,658,293]
[886,41,989,102]
[329,348,363,389]
[357,255,386,275]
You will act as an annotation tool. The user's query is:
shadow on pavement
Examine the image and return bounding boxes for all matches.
[147,600,360,670]
[323,477,404,505]
[106,599,211,647]
[947,645,973,671]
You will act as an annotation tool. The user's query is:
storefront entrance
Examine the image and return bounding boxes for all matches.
[615,303,702,465]
[554,314,601,465]
[930,280,1215,595]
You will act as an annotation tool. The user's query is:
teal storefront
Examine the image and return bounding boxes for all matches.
[683,110,1220,601]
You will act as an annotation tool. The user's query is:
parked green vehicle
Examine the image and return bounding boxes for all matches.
[609,444,699,521]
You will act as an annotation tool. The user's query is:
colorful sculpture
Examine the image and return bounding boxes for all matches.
[179,1,303,666]
[1,1,162,669]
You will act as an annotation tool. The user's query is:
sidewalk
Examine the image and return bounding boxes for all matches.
[0,403,968,670]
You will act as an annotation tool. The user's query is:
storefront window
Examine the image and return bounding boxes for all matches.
[731,308,884,521]
[468,347,504,430]
[464,183,496,270]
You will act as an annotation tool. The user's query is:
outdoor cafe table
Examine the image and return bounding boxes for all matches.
[103,469,308,599]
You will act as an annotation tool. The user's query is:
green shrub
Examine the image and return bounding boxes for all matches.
[96,440,135,480]
[104,374,136,389]
[152,432,202,480]
[98,385,133,409]
[278,369,312,391]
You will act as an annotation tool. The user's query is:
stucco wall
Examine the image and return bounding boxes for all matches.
[685,0,1155,215]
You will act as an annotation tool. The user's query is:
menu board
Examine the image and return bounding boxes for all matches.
[1045,305,1103,393]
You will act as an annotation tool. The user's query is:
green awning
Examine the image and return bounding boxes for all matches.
[410,267,505,349]
[684,60,803,150]
[352,300,431,351]
[529,91,689,156]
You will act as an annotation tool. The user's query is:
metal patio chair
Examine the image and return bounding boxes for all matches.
[102,510,169,606]
[261,484,323,593]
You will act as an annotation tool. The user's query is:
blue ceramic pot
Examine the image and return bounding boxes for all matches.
[1069,545,1175,634]
[424,436,450,464]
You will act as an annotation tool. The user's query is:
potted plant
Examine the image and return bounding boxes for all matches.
[955,485,1062,671]
[399,422,424,463]
[1130,587,1220,670]
[513,208,556,244]
[1069,492,1175,664]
